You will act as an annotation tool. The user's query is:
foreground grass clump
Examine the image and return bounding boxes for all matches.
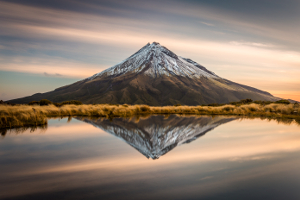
[0,103,299,129]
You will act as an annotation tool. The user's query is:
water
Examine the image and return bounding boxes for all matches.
[1,115,300,200]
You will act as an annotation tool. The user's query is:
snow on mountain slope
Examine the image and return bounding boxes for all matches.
[88,42,219,80]
[8,41,280,105]
[79,115,236,159]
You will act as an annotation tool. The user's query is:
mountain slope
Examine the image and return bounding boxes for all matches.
[9,42,279,105]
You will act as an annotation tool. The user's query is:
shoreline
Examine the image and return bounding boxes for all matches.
[1,103,299,129]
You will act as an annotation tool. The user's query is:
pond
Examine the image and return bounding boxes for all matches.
[1,115,300,200]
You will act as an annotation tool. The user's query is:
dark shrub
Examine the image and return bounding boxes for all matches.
[230,102,240,106]
[240,99,253,104]
[207,103,224,107]
[174,104,181,106]
[253,101,273,105]
[275,99,290,104]
[63,100,82,105]
[140,105,150,112]
[28,101,39,105]
[54,100,83,107]
[223,106,233,111]
[39,99,53,106]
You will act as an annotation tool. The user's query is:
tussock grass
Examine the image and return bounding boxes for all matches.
[1,103,300,128]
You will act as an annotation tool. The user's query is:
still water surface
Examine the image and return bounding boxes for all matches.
[1,115,300,200]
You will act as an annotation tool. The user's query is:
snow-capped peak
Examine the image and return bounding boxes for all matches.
[88,42,219,80]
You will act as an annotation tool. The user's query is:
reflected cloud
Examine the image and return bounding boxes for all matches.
[1,115,300,199]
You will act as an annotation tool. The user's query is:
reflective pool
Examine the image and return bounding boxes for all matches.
[1,115,300,200]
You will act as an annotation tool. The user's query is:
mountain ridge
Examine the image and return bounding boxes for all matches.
[8,42,280,105]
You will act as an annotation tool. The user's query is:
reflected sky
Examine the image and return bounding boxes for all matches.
[1,116,300,199]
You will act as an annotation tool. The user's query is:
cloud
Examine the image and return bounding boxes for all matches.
[229,41,274,48]
[201,21,215,26]
[1,0,299,49]
[0,1,299,100]
[43,72,63,77]
[0,56,108,78]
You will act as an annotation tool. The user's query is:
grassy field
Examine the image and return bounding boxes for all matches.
[1,103,299,129]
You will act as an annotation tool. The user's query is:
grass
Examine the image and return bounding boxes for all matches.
[1,103,300,129]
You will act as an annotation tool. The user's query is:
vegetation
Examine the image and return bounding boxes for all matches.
[54,100,83,107]
[1,99,299,129]
[28,100,83,107]
[38,99,53,106]
[275,99,290,104]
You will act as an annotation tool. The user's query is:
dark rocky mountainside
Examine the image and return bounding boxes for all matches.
[78,115,237,159]
[9,42,279,105]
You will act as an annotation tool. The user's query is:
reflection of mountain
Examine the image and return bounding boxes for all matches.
[78,115,236,159]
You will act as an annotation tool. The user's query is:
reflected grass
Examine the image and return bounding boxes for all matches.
[0,103,300,129]
[1,114,299,138]
[1,124,48,138]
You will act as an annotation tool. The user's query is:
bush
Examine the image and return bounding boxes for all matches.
[253,100,273,105]
[275,99,290,104]
[230,102,241,106]
[174,104,181,107]
[222,106,234,112]
[240,99,253,104]
[207,103,224,107]
[53,100,83,107]
[61,100,83,105]
[28,101,39,105]
[39,99,53,106]
[140,105,150,112]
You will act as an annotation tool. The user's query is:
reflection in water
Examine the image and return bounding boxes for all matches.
[1,124,48,138]
[77,115,236,159]
[1,115,300,200]
[1,115,298,139]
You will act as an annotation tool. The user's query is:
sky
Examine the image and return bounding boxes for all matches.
[0,0,299,101]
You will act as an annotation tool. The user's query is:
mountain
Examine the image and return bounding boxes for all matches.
[77,115,237,159]
[9,42,279,105]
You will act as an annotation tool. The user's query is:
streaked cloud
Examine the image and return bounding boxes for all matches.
[229,41,274,48]
[43,72,62,77]
[201,21,215,27]
[0,0,299,100]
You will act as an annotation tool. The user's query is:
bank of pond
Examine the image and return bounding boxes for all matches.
[0,100,299,129]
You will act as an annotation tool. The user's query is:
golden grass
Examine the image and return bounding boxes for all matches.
[1,103,299,128]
